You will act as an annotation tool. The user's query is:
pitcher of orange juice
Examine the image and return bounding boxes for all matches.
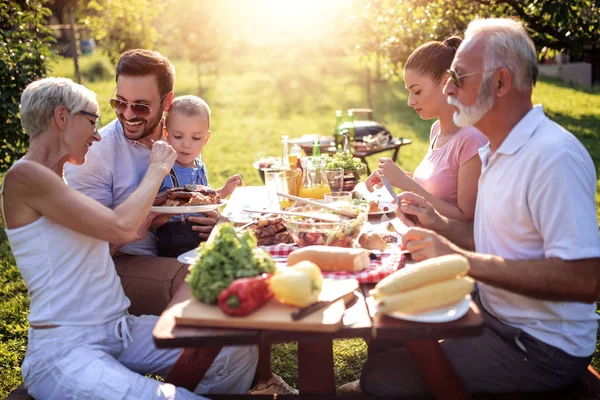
[298,156,331,200]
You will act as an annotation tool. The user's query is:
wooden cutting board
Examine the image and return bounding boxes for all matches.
[175,279,359,332]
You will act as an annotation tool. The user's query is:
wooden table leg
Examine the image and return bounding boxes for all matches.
[403,339,470,400]
[165,346,222,391]
[256,344,273,382]
[297,340,335,394]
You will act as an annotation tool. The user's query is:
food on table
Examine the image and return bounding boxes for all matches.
[357,232,388,251]
[270,261,323,307]
[287,245,370,272]
[217,274,273,317]
[376,277,474,315]
[187,223,276,304]
[256,156,279,169]
[324,152,366,174]
[372,254,469,298]
[282,206,367,248]
[372,254,473,315]
[249,217,294,246]
[154,184,221,207]
[368,200,391,213]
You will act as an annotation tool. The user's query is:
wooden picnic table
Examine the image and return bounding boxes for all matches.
[152,185,484,399]
[153,281,483,399]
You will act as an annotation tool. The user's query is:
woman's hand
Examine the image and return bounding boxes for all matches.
[365,171,383,192]
[377,158,411,190]
[148,140,177,172]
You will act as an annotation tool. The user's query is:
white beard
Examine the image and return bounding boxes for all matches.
[448,76,495,127]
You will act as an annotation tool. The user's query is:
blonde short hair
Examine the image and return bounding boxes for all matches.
[20,77,98,137]
[166,95,211,130]
[464,18,538,91]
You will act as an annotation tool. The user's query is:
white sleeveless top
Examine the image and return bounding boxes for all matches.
[1,168,130,326]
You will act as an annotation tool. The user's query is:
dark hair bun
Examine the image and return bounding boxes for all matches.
[442,36,462,50]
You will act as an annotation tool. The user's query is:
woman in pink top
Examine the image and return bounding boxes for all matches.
[366,37,487,221]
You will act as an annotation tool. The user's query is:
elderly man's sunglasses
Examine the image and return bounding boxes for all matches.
[79,110,101,132]
[447,69,483,88]
[109,91,169,117]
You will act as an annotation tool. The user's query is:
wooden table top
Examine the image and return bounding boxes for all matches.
[152,280,483,349]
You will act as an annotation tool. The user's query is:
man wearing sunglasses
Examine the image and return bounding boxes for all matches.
[357,18,600,397]
[64,49,258,394]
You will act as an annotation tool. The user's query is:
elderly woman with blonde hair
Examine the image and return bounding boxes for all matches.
[1,77,257,399]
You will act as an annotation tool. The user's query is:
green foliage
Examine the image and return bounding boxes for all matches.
[0,0,53,172]
[83,0,164,63]
[81,57,113,82]
[352,0,600,77]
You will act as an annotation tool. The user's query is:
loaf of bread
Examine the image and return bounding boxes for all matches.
[358,232,387,251]
[287,246,370,272]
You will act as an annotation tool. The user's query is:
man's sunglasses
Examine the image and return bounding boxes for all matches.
[109,91,169,117]
[79,110,101,132]
[447,69,483,88]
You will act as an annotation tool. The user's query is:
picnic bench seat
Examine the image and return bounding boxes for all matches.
[6,364,600,400]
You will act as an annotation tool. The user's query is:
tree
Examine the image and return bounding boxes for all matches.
[0,0,53,172]
[83,0,164,63]
[352,0,600,78]
[158,0,231,96]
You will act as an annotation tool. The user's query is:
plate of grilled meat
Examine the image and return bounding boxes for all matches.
[152,184,226,213]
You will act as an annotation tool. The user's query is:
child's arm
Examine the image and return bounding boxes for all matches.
[217,174,243,198]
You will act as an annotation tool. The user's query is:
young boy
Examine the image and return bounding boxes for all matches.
[155,95,242,257]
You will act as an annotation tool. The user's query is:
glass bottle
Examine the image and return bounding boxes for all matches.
[347,110,356,142]
[299,156,331,200]
[333,110,344,150]
[311,139,321,157]
[281,135,290,169]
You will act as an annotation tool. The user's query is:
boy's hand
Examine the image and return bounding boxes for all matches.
[221,174,243,198]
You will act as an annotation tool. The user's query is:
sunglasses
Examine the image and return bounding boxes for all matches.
[109,91,169,117]
[447,69,483,88]
[79,110,101,132]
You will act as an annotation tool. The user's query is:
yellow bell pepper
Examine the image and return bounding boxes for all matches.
[270,261,323,307]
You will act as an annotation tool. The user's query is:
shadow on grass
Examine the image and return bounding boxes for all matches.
[544,110,600,175]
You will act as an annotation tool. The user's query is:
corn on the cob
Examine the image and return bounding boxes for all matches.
[377,277,474,315]
[373,254,469,297]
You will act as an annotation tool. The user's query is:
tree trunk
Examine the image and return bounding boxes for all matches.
[68,6,81,83]
[366,63,373,112]
[196,61,203,97]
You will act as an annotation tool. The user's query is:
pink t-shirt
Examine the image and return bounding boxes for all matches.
[412,121,487,206]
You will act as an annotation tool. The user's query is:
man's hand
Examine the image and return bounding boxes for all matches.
[396,192,444,231]
[188,210,220,240]
[402,227,462,262]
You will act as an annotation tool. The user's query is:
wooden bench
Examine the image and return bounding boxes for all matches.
[7,364,600,400]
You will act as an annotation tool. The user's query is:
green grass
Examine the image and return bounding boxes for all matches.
[1,50,599,396]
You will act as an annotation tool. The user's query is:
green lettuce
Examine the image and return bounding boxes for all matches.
[186,223,276,304]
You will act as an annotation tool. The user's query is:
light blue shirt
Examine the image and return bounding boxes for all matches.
[65,119,159,256]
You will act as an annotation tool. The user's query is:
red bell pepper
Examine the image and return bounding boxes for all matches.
[218,274,273,316]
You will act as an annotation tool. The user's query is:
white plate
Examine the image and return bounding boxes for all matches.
[151,201,227,214]
[224,211,255,224]
[177,249,199,264]
[368,201,396,216]
[383,295,471,323]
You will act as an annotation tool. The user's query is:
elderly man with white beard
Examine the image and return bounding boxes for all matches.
[339,18,600,397]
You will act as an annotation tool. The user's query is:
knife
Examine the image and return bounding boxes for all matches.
[379,173,400,204]
[378,173,418,228]
[291,291,355,321]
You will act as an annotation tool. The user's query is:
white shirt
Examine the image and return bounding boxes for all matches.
[5,215,130,326]
[65,119,158,256]
[474,105,600,357]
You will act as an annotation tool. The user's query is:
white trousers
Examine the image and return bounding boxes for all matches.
[22,315,258,400]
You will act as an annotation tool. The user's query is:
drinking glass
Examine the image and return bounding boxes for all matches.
[324,191,352,205]
[324,168,344,193]
[264,168,282,210]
